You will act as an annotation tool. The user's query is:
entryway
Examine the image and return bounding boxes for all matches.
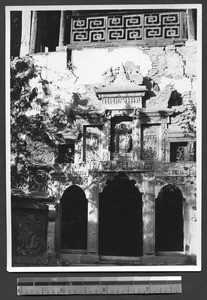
[155,184,184,252]
[99,174,143,257]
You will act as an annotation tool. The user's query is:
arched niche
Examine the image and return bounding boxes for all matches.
[60,185,88,251]
[155,184,184,252]
[99,173,143,257]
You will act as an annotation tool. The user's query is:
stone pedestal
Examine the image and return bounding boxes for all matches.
[142,176,155,255]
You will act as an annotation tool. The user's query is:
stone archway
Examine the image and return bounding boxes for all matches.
[155,184,184,252]
[99,173,143,257]
[60,185,88,251]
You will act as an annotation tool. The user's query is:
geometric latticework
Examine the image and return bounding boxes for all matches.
[71,11,187,45]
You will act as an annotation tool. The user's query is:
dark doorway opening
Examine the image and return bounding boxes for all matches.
[60,185,87,250]
[99,174,143,257]
[155,184,184,252]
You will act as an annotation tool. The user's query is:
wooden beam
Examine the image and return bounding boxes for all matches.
[20,10,31,57]
[187,9,196,40]
[59,11,66,47]
[29,11,38,54]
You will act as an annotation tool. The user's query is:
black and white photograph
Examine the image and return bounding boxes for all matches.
[6,4,202,272]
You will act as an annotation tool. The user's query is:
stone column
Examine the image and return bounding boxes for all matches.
[85,183,99,255]
[142,175,155,255]
[160,123,168,162]
[102,119,111,161]
[132,118,141,160]
[46,205,56,257]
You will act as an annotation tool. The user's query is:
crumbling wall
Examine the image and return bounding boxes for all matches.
[27,41,198,201]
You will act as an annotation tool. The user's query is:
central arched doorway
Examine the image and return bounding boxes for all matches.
[99,174,143,257]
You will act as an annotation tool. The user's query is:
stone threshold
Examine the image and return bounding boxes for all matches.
[12,254,196,266]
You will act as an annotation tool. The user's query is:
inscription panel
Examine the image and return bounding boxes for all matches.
[101,97,142,109]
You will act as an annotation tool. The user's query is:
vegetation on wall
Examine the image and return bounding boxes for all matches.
[10,53,197,192]
[10,56,48,189]
[10,56,102,190]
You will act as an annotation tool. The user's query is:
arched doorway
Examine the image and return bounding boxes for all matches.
[99,174,143,257]
[60,185,87,251]
[155,184,184,252]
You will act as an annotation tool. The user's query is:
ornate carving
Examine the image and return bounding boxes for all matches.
[170,142,188,162]
[57,144,74,163]
[102,63,143,87]
[161,124,168,162]
[12,207,48,256]
[27,140,55,166]
[85,126,102,161]
[113,121,132,154]
[146,85,174,109]
[189,142,196,161]
[100,173,141,195]
[143,173,155,181]
[176,146,185,161]
[142,125,159,160]
[89,160,154,171]
[71,12,185,44]
[154,176,186,190]
[102,151,110,161]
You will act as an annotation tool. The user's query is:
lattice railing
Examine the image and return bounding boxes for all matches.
[70,11,187,45]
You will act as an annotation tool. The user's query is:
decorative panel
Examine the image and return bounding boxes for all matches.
[12,206,48,257]
[27,140,55,166]
[111,118,133,159]
[141,125,160,160]
[170,142,193,162]
[70,11,186,45]
[57,144,74,163]
[84,126,103,161]
[113,121,133,154]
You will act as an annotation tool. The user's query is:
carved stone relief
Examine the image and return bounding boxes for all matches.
[161,124,168,162]
[12,206,48,256]
[113,121,132,154]
[141,125,160,160]
[84,126,102,161]
[27,140,55,166]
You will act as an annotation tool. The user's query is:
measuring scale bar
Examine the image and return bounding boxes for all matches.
[17,276,182,295]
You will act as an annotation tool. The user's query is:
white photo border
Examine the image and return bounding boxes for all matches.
[6,4,202,272]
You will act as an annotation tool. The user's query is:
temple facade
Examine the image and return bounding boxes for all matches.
[10,8,199,267]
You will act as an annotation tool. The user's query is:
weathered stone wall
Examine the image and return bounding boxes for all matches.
[12,40,198,264]
[12,198,48,257]
[31,42,197,200]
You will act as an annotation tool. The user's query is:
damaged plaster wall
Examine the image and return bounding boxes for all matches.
[12,40,198,260]
[30,41,198,202]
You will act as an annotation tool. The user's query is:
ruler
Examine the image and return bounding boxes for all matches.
[17,276,182,295]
